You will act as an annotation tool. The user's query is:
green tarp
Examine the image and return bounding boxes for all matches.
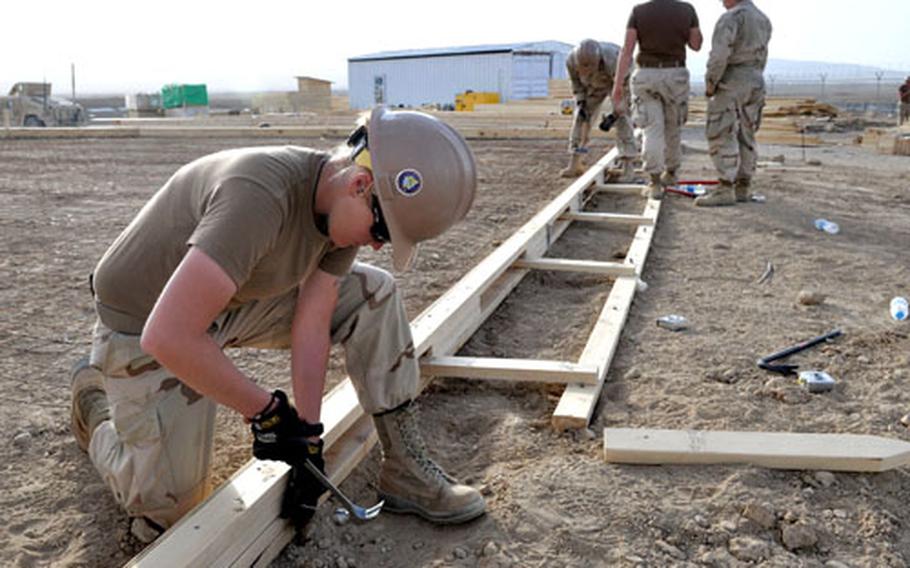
[161,84,208,109]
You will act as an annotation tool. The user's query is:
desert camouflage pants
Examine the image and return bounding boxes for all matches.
[706,66,766,184]
[87,262,418,528]
[568,82,637,159]
[900,102,910,126]
[630,67,690,175]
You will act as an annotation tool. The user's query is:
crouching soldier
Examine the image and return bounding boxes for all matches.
[70,107,486,542]
[561,39,637,178]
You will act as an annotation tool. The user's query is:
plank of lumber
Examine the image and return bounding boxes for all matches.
[595,182,646,194]
[513,257,636,276]
[131,149,623,567]
[560,211,654,226]
[552,198,660,431]
[603,428,910,473]
[419,356,599,384]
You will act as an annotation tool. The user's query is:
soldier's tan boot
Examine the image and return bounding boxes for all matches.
[559,153,586,178]
[70,356,110,452]
[659,169,678,188]
[372,402,486,524]
[694,181,737,207]
[641,173,664,200]
[734,178,751,202]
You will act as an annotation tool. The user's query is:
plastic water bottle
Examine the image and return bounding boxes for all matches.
[892,297,909,321]
[814,219,840,235]
[677,184,706,196]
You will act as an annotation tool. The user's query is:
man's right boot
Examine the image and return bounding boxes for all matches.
[694,181,737,207]
[559,153,586,178]
[641,173,664,200]
[70,356,111,452]
[734,178,751,202]
[372,401,486,524]
[659,169,678,188]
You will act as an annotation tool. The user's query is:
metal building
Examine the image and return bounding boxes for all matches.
[347,41,573,109]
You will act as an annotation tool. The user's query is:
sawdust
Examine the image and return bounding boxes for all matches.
[1,127,909,567]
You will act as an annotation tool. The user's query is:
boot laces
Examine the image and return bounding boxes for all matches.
[396,404,453,484]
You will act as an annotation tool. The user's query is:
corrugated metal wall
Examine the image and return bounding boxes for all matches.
[349,53,512,109]
[511,54,551,99]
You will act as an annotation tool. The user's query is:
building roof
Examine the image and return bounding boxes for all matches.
[295,76,332,84]
[349,41,573,62]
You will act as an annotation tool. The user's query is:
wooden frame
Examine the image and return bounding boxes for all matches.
[603,428,910,472]
[129,147,660,566]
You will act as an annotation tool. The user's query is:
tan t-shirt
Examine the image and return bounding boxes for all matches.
[92,146,357,333]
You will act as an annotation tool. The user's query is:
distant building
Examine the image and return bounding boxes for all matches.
[347,41,573,109]
[252,76,332,114]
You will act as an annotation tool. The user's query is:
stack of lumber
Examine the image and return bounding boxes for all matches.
[688,96,827,145]
[862,127,910,156]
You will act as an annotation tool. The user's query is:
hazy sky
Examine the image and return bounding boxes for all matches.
[2,0,907,95]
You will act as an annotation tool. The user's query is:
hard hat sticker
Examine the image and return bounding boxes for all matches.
[395,169,423,196]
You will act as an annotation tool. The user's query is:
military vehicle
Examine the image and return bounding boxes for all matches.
[1,82,86,127]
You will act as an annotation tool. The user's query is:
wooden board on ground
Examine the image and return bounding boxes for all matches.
[419,356,599,384]
[603,428,910,472]
[551,196,660,431]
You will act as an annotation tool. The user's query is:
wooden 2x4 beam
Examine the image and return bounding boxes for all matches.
[130,149,623,567]
[551,196,660,431]
[513,257,636,277]
[604,428,910,472]
[420,356,599,384]
[559,211,654,226]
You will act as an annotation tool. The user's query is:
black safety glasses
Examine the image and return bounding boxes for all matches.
[347,125,391,244]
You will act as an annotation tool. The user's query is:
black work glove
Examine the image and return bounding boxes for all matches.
[577,100,589,122]
[599,112,618,132]
[250,389,327,527]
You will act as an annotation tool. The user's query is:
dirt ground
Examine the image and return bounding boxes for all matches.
[1,123,909,568]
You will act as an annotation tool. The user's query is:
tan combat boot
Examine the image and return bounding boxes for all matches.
[559,153,586,178]
[694,181,736,207]
[659,169,678,188]
[70,356,111,452]
[641,173,664,200]
[734,178,751,202]
[372,402,486,524]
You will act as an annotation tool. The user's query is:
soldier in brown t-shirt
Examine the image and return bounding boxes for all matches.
[613,0,703,199]
[69,108,486,539]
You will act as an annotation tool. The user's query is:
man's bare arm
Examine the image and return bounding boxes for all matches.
[141,247,272,418]
[612,27,638,110]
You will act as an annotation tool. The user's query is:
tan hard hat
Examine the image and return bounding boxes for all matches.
[367,106,477,271]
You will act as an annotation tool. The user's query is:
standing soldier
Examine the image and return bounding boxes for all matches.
[899,76,910,126]
[561,39,637,179]
[696,0,772,207]
[612,0,703,199]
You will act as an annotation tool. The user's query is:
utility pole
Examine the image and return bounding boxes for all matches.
[71,63,77,103]
[819,73,828,100]
[769,74,777,96]
[875,71,884,101]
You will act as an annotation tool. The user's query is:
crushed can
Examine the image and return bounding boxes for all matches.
[656,315,688,331]
[798,370,836,393]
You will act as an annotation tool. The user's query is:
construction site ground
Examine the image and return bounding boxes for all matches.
[2,121,909,567]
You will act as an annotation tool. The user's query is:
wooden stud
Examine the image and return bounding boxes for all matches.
[513,257,636,276]
[603,428,910,473]
[420,356,599,385]
[552,199,660,431]
[560,211,654,226]
[594,182,645,194]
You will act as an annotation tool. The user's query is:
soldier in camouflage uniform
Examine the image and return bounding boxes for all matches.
[696,0,773,207]
[561,39,637,178]
[70,108,486,542]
